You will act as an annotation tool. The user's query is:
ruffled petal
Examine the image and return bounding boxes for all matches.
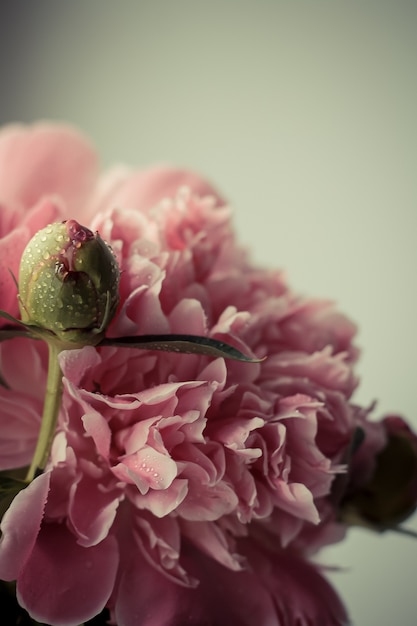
[96,165,224,216]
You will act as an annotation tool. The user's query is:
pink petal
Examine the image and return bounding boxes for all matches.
[0,227,32,317]
[59,346,101,387]
[97,165,224,216]
[269,348,357,396]
[0,198,63,318]
[0,339,46,469]
[168,298,208,335]
[68,471,122,547]
[0,123,98,216]
[17,523,118,626]
[132,512,193,586]
[114,446,178,494]
[0,472,50,580]
[280,298,358,356]
[0,338,46,401]
[0,392,39,469]
[178,480,239,521]
[131,477,189,518]
[81,411,112,459]
[273,480,320,524]
[22,195,64,233]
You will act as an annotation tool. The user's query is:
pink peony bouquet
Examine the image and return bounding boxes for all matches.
[0,123,415,626]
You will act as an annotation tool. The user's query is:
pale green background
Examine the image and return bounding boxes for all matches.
[0,1,416,624]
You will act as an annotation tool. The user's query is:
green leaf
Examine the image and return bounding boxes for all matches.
[0,310,38,343]
[350,426,365,455]
[0,311,46,344]
[0,309,26,326]
[100,334,264,362]
[0,327,33,342]
[0,473,27,497]
[0,472,28,520]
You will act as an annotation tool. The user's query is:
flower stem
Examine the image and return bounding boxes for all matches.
[25,342,63,483]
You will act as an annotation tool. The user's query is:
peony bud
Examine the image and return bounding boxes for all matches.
[18,220,120,346]
[341,416,417,531]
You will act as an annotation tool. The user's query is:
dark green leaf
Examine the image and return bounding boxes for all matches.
[0,311,45,345]
[0,474,27,497]
[100,334,264,362]
[0,327,33,342]
[350,426,365,455]
[0,310,38,347]
[0,309,26,326]
[0,472,28,521]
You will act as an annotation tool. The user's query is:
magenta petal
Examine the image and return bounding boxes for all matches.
[0,472,50,580]
[115,542,278,626]
[17,523,118,626]
[115,539,348,626]
[181,520,245,571]
[261,549,350,626]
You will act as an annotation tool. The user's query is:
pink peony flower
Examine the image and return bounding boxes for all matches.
[0,123,414,625]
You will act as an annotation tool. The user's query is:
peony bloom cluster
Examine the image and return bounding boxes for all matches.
[0,124,415,626]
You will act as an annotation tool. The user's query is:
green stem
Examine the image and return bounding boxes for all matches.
[25,342,63,483]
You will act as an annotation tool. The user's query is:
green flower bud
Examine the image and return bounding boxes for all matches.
[18,220,120,346]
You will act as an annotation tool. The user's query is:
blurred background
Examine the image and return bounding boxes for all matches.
[0,0,416,623]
